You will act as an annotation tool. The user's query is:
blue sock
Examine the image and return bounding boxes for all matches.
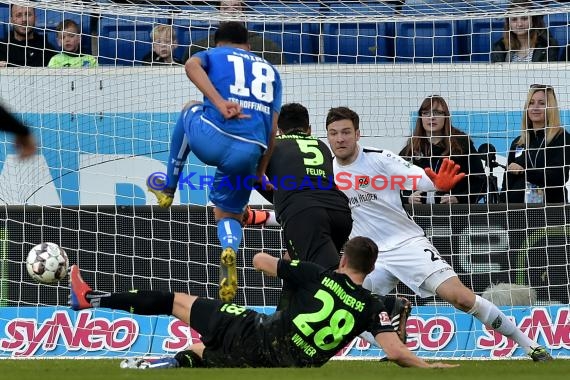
[166,119,190,194]
[217,218,242,252]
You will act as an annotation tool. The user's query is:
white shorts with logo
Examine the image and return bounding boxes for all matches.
[363,236,456,298]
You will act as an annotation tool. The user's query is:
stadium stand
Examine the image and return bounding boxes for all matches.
[12,0,565,65]
[98,14,169,65]
[466,17,505,62]
[247,2,321,64]
[546,12,570,61]
[394,20,460,63]
[321,2,394,63]
[34,9,93,55]
[0,3,8,41]
[170,4,217,63]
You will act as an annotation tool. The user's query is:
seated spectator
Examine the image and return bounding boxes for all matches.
[0,4,56,67]
[182,0,283,65]
[143,24,182,65]
[48,20,97,68]
[500,84,570,204]
[399,95,486,204]
[491,0,559,63]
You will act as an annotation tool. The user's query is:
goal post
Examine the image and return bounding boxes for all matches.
[0,0,569,359]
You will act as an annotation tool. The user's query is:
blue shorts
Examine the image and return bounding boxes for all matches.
[178,107,263,214]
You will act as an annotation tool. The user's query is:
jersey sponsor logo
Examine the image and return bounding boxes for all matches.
[348,192,378,207]
[379,311,391,326]
[321,277,365,312]
[357,176,370,189]
[227,97,271,115]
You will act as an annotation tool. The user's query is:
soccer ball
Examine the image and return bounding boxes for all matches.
[26,243,69,284]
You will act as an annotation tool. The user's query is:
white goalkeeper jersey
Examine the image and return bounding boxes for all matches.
[333,146,436,251]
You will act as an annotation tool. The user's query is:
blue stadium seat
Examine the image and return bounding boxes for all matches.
[546,13,569,60]
[98,15,168,65]
[35,9,92,54]
[322,22,393,63]
[171,5,219,62]
[0,3,9,41]
[249,1,324,17]
[322,3,395,63]
[401,0,507,15]
[246,22,319,64]
[394,21,461,63]
[324,1,395,17]
[248,2,321,63]
[467,18,504,62]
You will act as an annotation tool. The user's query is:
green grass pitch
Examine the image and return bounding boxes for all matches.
[2,359,568,380]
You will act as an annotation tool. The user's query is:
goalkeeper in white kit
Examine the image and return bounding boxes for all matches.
[322,106,552,361]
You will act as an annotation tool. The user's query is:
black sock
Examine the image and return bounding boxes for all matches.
[95,290,175,315]
[174,350,205,368]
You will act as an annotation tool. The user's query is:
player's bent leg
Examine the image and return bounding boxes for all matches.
[148,105,196,208]
[435,276,552,361]
[434,276,476,312]
[171,293,198,325]
[219,246,238,302]
[147,177,175,208]
[214,209,243,302]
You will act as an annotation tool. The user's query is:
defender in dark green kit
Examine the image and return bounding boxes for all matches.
[69,236,457,369]
[261,103,352,271]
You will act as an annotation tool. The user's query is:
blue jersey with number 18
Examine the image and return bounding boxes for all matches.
[193,46,282,149]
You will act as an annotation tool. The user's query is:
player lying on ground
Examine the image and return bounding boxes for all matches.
[69,236,458,369]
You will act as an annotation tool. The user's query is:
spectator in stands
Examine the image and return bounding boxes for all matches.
[181,0,283,65]
[491,0,559,63]
[48,20,97,68]
[0,4,56,67]
[500,84,570,204]
[143,24,183,66]
[399,95,486,204]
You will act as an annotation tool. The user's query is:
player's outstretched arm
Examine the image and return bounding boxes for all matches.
[424,158,465,192]
[252,252,279,277]
[0,104,37,158]
[375,332,459,368]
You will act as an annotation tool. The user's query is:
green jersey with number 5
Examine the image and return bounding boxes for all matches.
[265,132,349,222]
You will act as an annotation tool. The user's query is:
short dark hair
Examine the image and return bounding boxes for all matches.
[278,103,310,134]
[325,107,360,131]
[342,236,378,275]
[214,22,248,45]
[56,19,80,34]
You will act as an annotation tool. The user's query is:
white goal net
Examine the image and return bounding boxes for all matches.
[0,0,568,359]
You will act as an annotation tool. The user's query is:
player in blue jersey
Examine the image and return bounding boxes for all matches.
[147,22,282,302]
